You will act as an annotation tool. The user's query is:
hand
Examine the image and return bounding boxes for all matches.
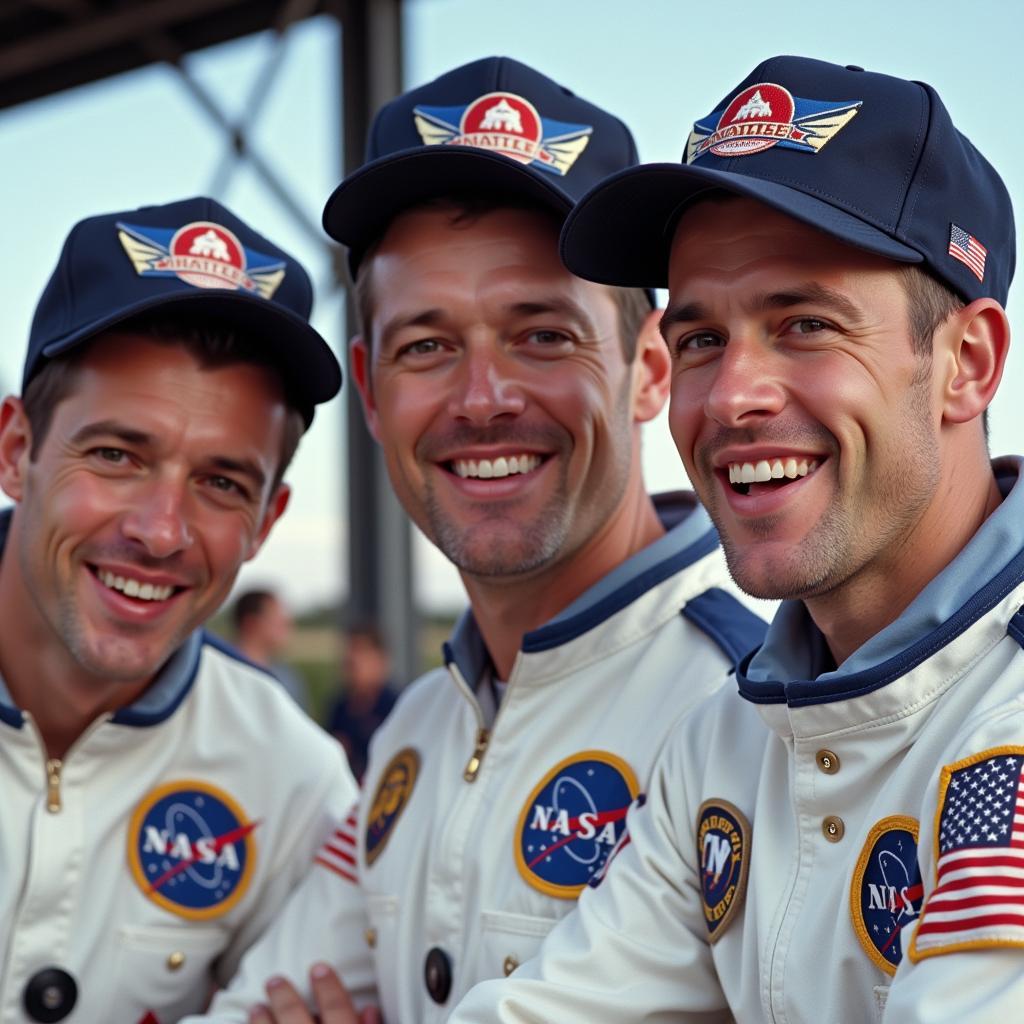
[248,964,382,1024]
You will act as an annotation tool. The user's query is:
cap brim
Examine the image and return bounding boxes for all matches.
[560,163,924,289]
[322,146,574,274]
[41,289,341,426]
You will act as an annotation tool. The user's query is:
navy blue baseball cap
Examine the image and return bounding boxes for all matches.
[561,56,1015,306]
[322,56,642,276]
[26,196,342,426]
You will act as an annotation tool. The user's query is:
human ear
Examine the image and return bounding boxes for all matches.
[630,307,672,424]
[0,397,32,503]
[938,299,1009,425]
[350,336,382,443]
[247,483,291,560]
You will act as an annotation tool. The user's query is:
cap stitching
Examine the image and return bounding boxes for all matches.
[892,83,932,234]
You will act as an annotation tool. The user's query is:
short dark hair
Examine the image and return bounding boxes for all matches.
[232,589,277,632]
[21,314,305,492]
[352,196,652,364]
[896,264,966,357]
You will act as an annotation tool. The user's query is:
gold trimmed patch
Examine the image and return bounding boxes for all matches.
[365,748,420,867]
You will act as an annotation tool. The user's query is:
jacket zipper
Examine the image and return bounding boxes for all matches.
[46,758,63,812]
[463,728,490,782]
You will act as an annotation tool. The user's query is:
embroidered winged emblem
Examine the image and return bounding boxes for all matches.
[115,221,286,299]
[412,92,592,178]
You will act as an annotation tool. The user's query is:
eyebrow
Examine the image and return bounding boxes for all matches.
[660,282,866,337]
[70,420,267,491]
[506,296,598,336]
[378,309,447,351]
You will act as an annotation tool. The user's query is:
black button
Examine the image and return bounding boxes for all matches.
[424,946,452,1004]
[23,967,77,1022]
[845,64,865,72]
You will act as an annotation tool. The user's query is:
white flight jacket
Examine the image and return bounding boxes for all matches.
[450,458,1024,1024]
[192,495,767,1023]
[0,631,356,1024]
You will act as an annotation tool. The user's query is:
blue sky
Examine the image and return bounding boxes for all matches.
[2,0,1021,611]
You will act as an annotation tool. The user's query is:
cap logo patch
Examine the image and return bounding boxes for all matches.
[127,779,259,920]
[413,91,592,177]
[948,223,987,282]
[686,82,861,164]
[365,747,419,867]
[697,799,750,943]
[116,220,286,298]
[514,750,638,899]
[850,815,923,975]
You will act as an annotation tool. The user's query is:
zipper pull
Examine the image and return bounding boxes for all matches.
[46,758,63,813]
[463,728,490,782]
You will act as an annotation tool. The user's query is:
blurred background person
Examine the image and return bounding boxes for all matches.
[327,624,397,779]
[233,588,312,714]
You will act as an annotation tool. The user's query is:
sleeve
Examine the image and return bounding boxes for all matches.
[881,728,1024,1022]
[448,731,732,1024]
[180,751,377,1021]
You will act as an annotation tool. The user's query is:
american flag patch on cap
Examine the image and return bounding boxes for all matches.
[947,223,987,282]
[315,801,360,884]
[910,748,1024,960]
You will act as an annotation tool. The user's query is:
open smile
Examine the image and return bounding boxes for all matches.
[726,456,822,496]
[450,453,544,480]
[88,565,187,604]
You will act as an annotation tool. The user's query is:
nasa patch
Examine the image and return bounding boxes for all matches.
[413,91,592,177]
[365,747,420,867]
[696,799,750,943]
[514,750,638,899]
[116,220,287,298]
[128,780,259,921]
[850,815,923,974]
[685,82,861,164]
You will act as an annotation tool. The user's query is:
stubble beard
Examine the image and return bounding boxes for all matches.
[707,380,940,602]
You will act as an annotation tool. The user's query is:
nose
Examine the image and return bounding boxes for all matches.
[703,338,787,428]
[447,343,526,425]
[121,477,194,558]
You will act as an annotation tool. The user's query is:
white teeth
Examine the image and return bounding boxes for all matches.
[453,454,542,479]
[98,570,173,602]
[727,457,821,486]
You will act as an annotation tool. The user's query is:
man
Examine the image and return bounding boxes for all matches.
[0,196,356,1023]
[327,624,397,779]
[449,56,1023,1021]
[188,57,765,1024]
[233,588,311,712]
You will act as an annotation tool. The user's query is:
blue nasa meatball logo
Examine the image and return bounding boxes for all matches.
[697,799,751,943]
[851,815,922,974]
[515,751,638,899]
[128,780,259,920]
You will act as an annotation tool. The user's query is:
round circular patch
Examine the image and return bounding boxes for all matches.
[514,750,638,899]
[365,748,420,867]
[696,799,751,943]
[169,221,246,289]
[712,82,796,158]
[459,92,544,165]
[850,815,922,975]
[127,780,258,921]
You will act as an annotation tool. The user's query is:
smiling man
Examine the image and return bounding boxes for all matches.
[448,56,1024,1021]
[0,197,356,1023]
[188,57,766,1024]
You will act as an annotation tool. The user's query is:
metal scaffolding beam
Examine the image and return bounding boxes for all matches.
[337,0,419,684]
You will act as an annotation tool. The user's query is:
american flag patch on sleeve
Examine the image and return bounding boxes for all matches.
[315,801,360,885]
[910,747,1024,960]
[947,223,987,282]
